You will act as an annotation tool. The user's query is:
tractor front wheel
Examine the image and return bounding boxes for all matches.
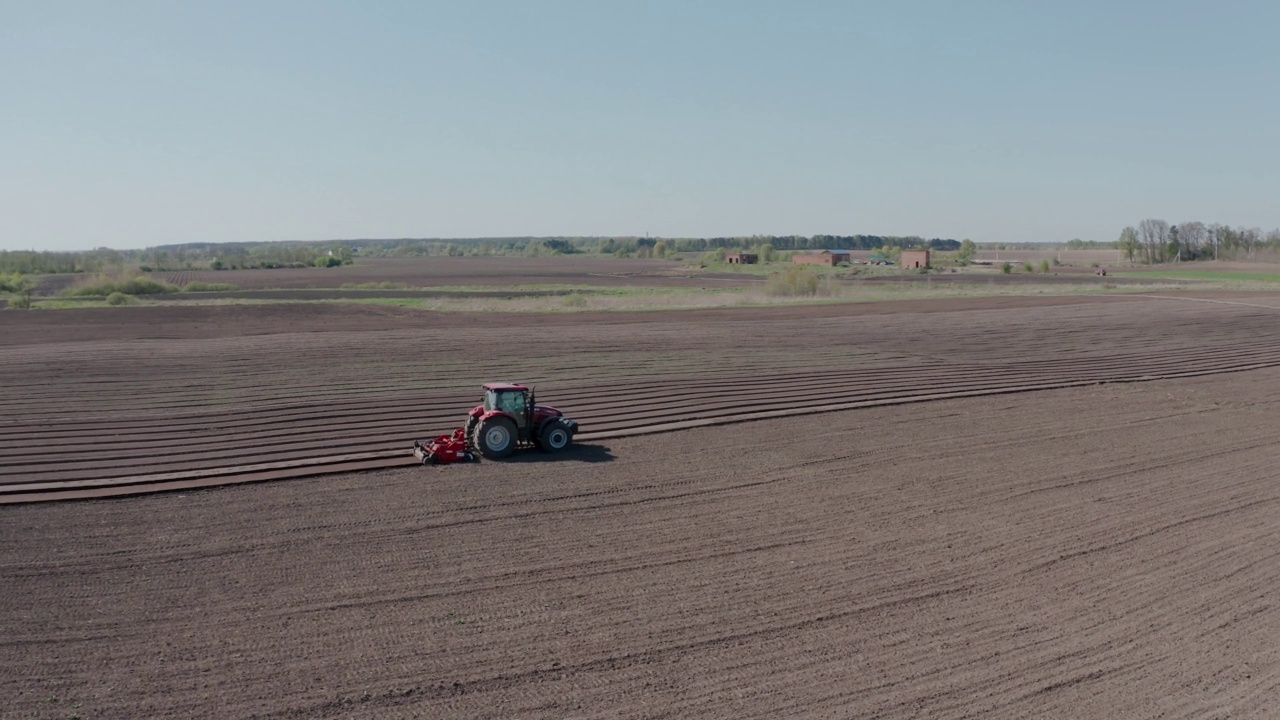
[476,417,517,459]
[539,419,573,453]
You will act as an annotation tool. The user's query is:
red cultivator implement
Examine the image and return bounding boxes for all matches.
[412,428,477,465]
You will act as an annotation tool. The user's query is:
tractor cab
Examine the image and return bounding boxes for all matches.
[462,382,578,459]
[415,383,580,465]
[483,385,531,427]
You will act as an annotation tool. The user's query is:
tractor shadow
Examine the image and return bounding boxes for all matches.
[503,443,615,464]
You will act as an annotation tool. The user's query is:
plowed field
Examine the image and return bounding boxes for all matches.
[3,293,1280,502]
[156,256,736,290]
[4,369,1280,718]
[5,290,1280,718]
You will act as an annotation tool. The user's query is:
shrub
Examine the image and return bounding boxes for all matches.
[106,292,140,306]
[1001,262,1013,274]
[182,282,239,292]
[315,256,343,268]
[140,278,172,293]
[63,275,179,297]
[9,293,32,309]
[0,273,29,293]
[764,266,839,297]
[1023,262,1035,273]
[1040,259,1051,274]
[117,277,178,295]
[753,243,777,262]
[562,293,588,308]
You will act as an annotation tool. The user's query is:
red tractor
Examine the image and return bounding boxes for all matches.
[413,383,578,464]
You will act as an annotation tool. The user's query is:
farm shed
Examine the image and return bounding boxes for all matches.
[900,250,931,269]
[792,250,852,267]
[726,253,759,265]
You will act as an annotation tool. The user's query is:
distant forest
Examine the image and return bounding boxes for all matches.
[1,234,963,274]
[3,222,1276,275]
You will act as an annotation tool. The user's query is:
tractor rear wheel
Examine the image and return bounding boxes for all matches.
[538,419,572,453]
[476,417,517,459]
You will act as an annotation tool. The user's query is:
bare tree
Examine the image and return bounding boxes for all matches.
[1240,227,1262,261]
[1267,229,1280,255]
[1210,224,1233,260]
[1137,218,1170,264]
[1118,226,1140,262]
[1177,221,1206,260]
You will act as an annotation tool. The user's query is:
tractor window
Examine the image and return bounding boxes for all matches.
[498,391,525,416]
[484,389,528,420]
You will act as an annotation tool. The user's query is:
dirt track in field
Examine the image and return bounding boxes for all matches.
[4,369,1280,718]
[5,292,1280,502]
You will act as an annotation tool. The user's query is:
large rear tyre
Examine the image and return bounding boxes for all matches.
[476,417,517,459]
[538,419,572,453]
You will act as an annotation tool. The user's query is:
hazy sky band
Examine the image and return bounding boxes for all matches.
[3,1,1277,251]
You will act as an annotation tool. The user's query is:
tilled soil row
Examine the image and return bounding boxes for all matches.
[3,294,1279,502]
[4,343,1280,500]
[4,371,1280,718]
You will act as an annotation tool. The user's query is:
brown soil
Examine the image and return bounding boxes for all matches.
[0,292,1143,346]
[6,276,1280,717]
[157,256,745,291]
[5,292,1280,503]
[4,370,1280,718]
[34,256,752,296]
[37,254,1168,298]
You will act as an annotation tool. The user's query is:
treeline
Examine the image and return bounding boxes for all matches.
[0,243,357,274]
[0,249,125,274]
[357,234,962,257]
[133,242,356,270]
[1063,238,1117,250]
[356,238,572,257]
[1118,220,1280,264]
[659,235,961,252]
[1,233,962,274]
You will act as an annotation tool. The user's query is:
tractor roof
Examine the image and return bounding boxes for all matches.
[483,382,529,392]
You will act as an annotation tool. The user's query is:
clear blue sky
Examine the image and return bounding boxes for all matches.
[4,1,1279,251]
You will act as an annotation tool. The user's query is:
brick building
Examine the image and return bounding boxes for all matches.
[900,250,931,269]
[791,250,852,267]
